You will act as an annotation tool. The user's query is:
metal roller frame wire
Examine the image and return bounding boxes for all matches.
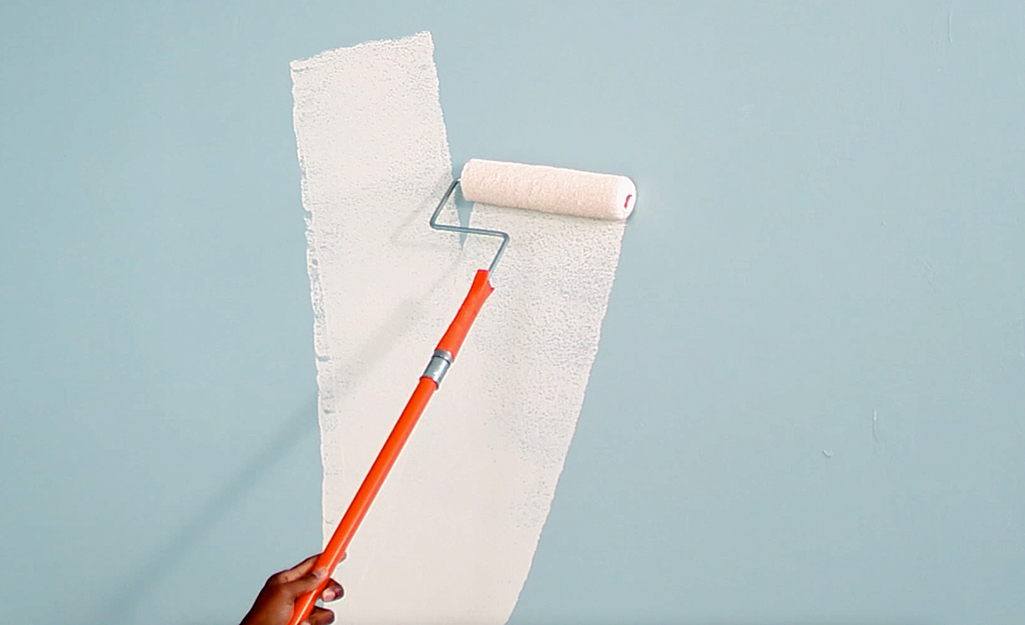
[429,179,510,275]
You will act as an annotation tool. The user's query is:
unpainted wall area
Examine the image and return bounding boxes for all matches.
[0,2,1022,624]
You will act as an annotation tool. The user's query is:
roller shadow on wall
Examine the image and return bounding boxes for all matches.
[87,396,319,625]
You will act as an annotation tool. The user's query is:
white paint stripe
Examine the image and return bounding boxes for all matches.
[292,32,627,625]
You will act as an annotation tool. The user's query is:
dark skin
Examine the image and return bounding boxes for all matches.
[240,554,344,625]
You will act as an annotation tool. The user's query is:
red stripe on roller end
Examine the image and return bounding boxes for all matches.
[624,194,633,209]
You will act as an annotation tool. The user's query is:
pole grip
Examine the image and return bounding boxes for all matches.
[286,378,437,625]
[436,269,494,359]
[286,269,493,625]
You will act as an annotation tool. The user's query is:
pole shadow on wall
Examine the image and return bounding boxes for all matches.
[90,184,462,624]
[87,396,319,625]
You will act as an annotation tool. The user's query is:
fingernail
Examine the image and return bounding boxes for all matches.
[313,567,328,579]
[322,589,336,601]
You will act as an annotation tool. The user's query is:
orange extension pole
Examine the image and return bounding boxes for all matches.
[288,269,494,625]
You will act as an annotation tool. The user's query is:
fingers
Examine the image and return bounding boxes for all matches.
[282,565,330,597]
[303,606,336,625]
[320,579,344,603]
[268,553,320,585]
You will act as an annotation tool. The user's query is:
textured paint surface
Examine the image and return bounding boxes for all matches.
[291,33,626,624]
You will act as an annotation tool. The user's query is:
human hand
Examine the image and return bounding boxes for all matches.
[239,554,344,625]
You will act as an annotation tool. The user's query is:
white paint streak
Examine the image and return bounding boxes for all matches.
[291,32,626,624]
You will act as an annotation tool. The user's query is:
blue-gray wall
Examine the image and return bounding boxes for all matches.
[1,3,1022,624]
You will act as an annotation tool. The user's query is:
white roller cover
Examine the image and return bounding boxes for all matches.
[460,158,637,221]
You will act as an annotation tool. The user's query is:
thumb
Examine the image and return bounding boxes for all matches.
[281,566,329,598]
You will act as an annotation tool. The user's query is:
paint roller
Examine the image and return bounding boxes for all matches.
[288,159,636,625]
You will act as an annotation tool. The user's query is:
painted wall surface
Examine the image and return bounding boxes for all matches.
[1,3,1022,624]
